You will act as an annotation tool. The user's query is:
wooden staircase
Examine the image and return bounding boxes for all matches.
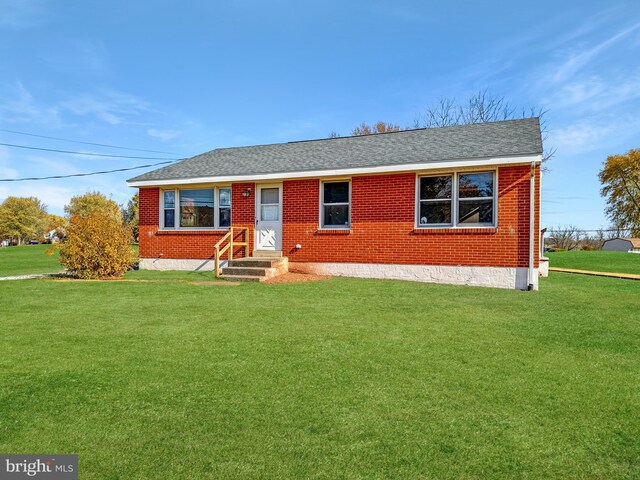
[213,228,288,282]
[221,257,288,282]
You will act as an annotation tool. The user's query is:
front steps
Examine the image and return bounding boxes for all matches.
[221,257,288,282]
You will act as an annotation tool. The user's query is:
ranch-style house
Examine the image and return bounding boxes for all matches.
[127,118,543,290]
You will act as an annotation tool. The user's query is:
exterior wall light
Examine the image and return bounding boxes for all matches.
[242,189,251,197]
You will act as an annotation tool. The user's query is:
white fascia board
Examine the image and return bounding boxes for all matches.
[127,154,542,187]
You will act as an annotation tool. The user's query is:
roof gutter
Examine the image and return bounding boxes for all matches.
[126,154,543,187]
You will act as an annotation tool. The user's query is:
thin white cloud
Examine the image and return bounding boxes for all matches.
[543,71,640,112]
[0,0,50,30]
[0,146,19,179]
[21,155,80,175]
[548,114,640,157]
[40,39,110,76]
[0,82,62,126]
[547,78,605,107]
[0,149,82,211]
[552,21,640,83]
[551,124,595,151]
[543,6,622,51]
[147,129,181,141]
[441,9,617,92]
[548,120,612,155]
[59,90,149,125]
[373,5,426,23]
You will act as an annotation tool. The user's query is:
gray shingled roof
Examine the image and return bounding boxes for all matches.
[128,118,542,183]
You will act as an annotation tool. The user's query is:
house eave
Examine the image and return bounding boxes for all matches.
[126,154,542,188]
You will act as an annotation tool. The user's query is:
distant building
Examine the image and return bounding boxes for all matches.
[602,238,640,253]
[45,229,64,244]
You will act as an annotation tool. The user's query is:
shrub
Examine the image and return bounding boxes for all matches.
[60,211,135,279]
[65,191,121,220]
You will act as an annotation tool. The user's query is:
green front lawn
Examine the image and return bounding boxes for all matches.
[124,268,218,282]
[1,273,639,478]
[0,244,63,276]
[0,244,141,277]
[547,250,640,275]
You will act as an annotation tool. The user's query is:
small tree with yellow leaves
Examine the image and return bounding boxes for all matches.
[599,148,640,237]
[59,209,135,279]
[60,193,135,279]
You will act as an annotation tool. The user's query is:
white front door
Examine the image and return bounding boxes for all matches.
[255,185,282,251]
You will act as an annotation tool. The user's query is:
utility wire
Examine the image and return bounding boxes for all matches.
[547,229,632,233]
[0,128,179,155]
[0,142,181,160]
[0,160,177,182]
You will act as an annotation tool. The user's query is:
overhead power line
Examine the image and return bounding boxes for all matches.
[0,128,179,155]
[0,160,176,182]
[547,229,632,233]
[0,142,181,160]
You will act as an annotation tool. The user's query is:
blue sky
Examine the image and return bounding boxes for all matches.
[1,0,639,229]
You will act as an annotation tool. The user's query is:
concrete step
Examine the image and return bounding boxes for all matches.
[222,266,269,277]
[219,274,265,282]
[228,257,287,268]
[220,255,288,282]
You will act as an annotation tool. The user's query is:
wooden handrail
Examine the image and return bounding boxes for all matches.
[214,226,250,277]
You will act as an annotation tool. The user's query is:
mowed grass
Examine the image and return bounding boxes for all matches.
[0,244,63,276]
[0,244,140,277]
[547,250,640,275]
[1,273,639,479]
[124,268,218,282]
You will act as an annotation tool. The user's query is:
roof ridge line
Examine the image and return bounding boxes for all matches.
[287,117,540,145]
[198,117,541,153]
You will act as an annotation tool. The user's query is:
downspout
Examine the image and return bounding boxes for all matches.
[527,161,536,291]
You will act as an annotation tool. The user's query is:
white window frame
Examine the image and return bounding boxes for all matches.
[415,170,497,229]
[257,185,281,222]
[456,172,496,227]
[416,174,454,227]
[159,187,231,230]
[319,179,351,229]
[216,187,232,229]
[161,190,177,229]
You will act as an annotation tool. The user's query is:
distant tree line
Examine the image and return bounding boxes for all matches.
[545,226,633,251]
[0,191,138,245]
[0,197,61,245]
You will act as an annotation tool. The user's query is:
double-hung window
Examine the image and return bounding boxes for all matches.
[161,187,231,229]
[417,171,495,227]
[321,181,350,228]
[163,191,176,228]
[418,175,453,226]
[218,188,231,227]
[457,172,494,225]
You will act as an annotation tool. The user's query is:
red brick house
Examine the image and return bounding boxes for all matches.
[128,118,542,290]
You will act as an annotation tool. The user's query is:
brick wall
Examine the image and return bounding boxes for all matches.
[230,182,255,257]
[138,184,255,260]
[282,165,540,268]
[138,165,540,268]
